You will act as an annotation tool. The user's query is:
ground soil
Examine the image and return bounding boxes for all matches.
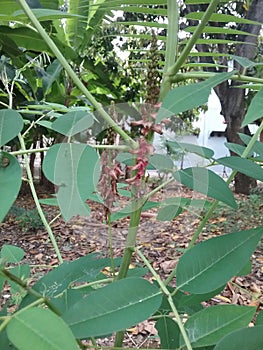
[0,182,263,348]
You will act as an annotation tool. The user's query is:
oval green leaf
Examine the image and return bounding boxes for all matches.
[7,308,79,350]
[242,87,263,126]
[0,152,22,222]
[214,325,263,350]
[43,143,99,221]
[155,316,180,349]
[62,277,162,338]
[217,156,263,182]
[20,253,115,308]
[180,305,256,348]
[173,167,237,209]
[176,227,263,294]
[52,110,94,137]
[0,245,24,263]
[0,109,23,147]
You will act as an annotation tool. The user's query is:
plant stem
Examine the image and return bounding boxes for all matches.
[114,202,143,347]
[159,0,221,100]
[171,71,263,85]
[135,248,193,350]
[17,133,63,263]
[0,269,60,315]
[17,0,137,149]
[160,0,179,97]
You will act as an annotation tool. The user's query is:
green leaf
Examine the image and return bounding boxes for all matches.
[43,143,99,221]
[9,264,31,294]
[7,308,79,350]
[0,152,22,223]
[231,55,256,69]
[1,245,24,263]
[148,153,174,171]
[62,277,162,338]
[51,287,93,314]
[185,12,262,25]
[52,110,94,137]
[217,157,263,182]
[157,72,234,122]
[224,143,248,157]
[173,167,237,209]
[166,140,214,159]
[238,133,263,157]
[157,204,183,221]
[214,325,263,350]
[155,316,180,349]
[176,227,263,294]
[42,59,63,96]
[242,87,263,126]
[255,311,263,325]
[180,305,256,348]
[20,253,115,308]
[0,109,23,147]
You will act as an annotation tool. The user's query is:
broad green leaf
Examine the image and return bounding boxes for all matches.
[0,330,16,350]
[185,26,257,37]
[180,305,256,348]
[231,55,256,68]
[0,153,22,223]
[166,140,214,159]
[7,308,79,350]
[51,287,93,315]
[239,133,263,157]
[43,143,99,221]
[52,110,94,137]
[175,286,224,314]
[157,204,183,221]
[20,253,115,308]
[214,325,263,350]
[42,59,63,96]
[157,72,234,122]
[217,157,263,181]
[155,316,180,349]
[148,153,174,171]
[173,167,237,209]
[1,245,24,263]
[62,277,162,338]
[185,12,262,25]
[256,311,263,325]
[242,87,263,126]
[176,227,263,294]
[0,109,23,147]
[157,197,190,221]
[224,142,248,156]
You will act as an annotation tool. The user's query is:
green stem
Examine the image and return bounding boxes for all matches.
[159,0,221,100]
[160,0,179,97]
[0,269,60,315]
[135,248,193,350]
[171,71,263,85]
[114,203,143,347]
[17,0,137,149]
[10,144,129,157]
[18,133,63,263]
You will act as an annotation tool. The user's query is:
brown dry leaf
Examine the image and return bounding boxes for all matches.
[160,260,177,273]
